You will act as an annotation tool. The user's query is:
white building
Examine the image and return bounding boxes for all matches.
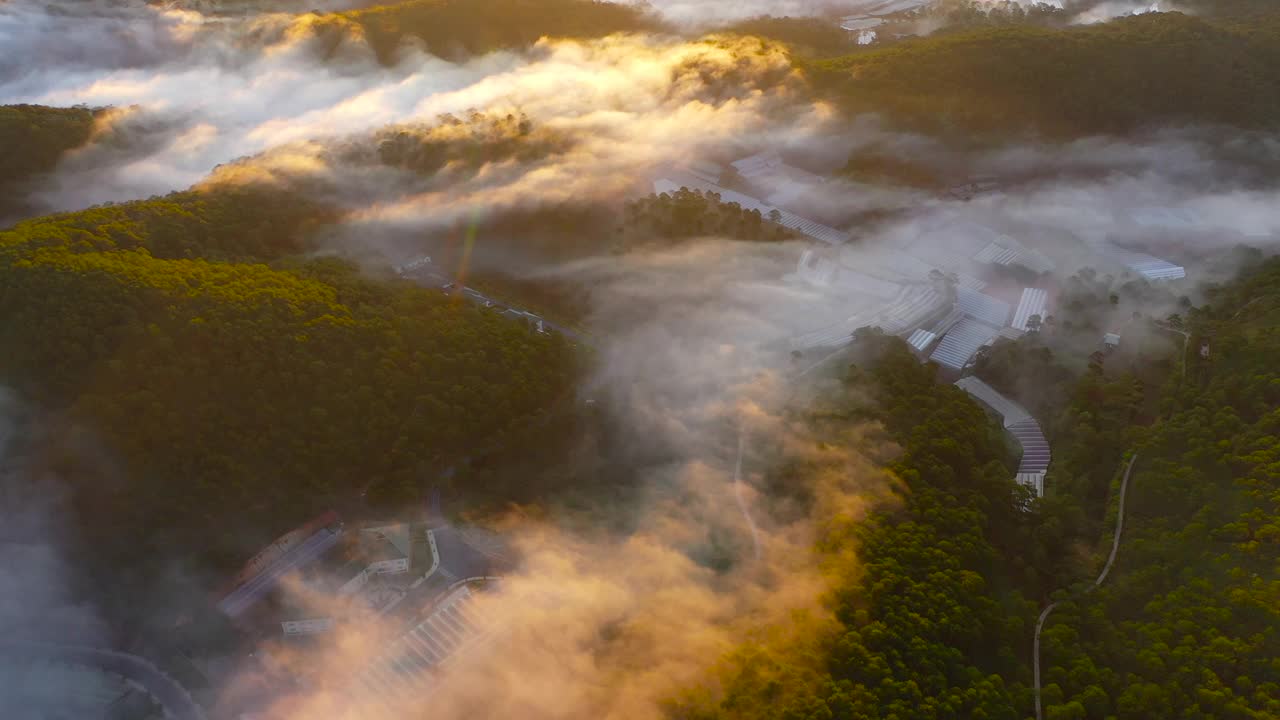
[929,317,1000,371]
[1130,206,1201,231]
[1100,245,1186,281]
[923,288,1016,371]
[394,256,431,275]
[1010,288,1049,332]
[955,376,1049,497]
[282,618,335,636]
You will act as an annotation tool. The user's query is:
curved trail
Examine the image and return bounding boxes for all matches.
[0,641,206,720]
[1034,453,1139,720]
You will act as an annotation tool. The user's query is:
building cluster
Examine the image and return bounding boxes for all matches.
[653,151,1195,500]
[654,154,1190,379]
[787,220,1059,373]
[838,0,931,44]
[217,507,509,693]
[216,513,422,634]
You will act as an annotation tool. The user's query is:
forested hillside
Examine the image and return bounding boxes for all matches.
[674,256,1280,719]
[0,185,326,264]
[0,104,102,218]
[312,0,659,62]
[673,333,1042,719]
[1037,258,1280,719]
[715,16,852,57]
[811,12,1280,137]
[370,111,571,176]
[972,268,1182,584]
[0,187,577,584]
[618,188,796,248]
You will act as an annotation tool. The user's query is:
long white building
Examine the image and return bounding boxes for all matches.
[1010,288,1049,332]
[955,376,1050,496]
[1099,245,1186,281]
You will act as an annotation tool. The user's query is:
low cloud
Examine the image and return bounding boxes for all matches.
[0,389,109,653]
[203,235,894,720]
[2,1,837,220]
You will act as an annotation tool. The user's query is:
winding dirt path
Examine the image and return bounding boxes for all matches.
[1034,452,1139,720]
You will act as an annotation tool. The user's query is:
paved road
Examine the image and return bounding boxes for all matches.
[1152,321,1191,381]
[0,641,206,720]
[1033,453,1139,720]
[431,526,495,581]
[398,264,590,346]
[218,525,342,617]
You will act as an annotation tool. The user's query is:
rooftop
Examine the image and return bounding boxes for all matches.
[1130,206,1201,230]
[1100,244,1186,281]
[929,317,999,370]
[1010,288,1049,332]
[956,287,1012,328]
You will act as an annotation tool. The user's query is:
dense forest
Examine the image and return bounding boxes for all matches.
[0,186,578,612]
[619,188,796,248]
[811,12,1280,137]
[673,333,1042,718]
[716,16,853,58]
[0,185,327,265]
[369,111,572,177]
[1036,257,1280,719]
[0,104,102,218]
[673,254,1280,718]
[5,2,1280,712]
[310,0,660,63]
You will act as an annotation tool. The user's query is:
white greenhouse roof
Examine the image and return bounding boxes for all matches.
[1015,472,1046,496]
[1011,288,1048,331]
[929,318,999,370]
[956,287,1012,328]
[905,328,937,352]
[954,376,1051,498]
[954,376,1031,427]
[1101,245,1186,281]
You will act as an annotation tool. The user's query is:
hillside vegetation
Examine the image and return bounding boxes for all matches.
[1036,258,1280,719]
[674,255,1280,719]
[0,187,576,585]
[618,188,796,249]
[0,104,102,218]
[812,12,1280,137]
[673,334,1040,719]
[715,16,852,57]
[314,0,660,62]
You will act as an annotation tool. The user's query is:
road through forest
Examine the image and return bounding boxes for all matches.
[1033,453,1139,720]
